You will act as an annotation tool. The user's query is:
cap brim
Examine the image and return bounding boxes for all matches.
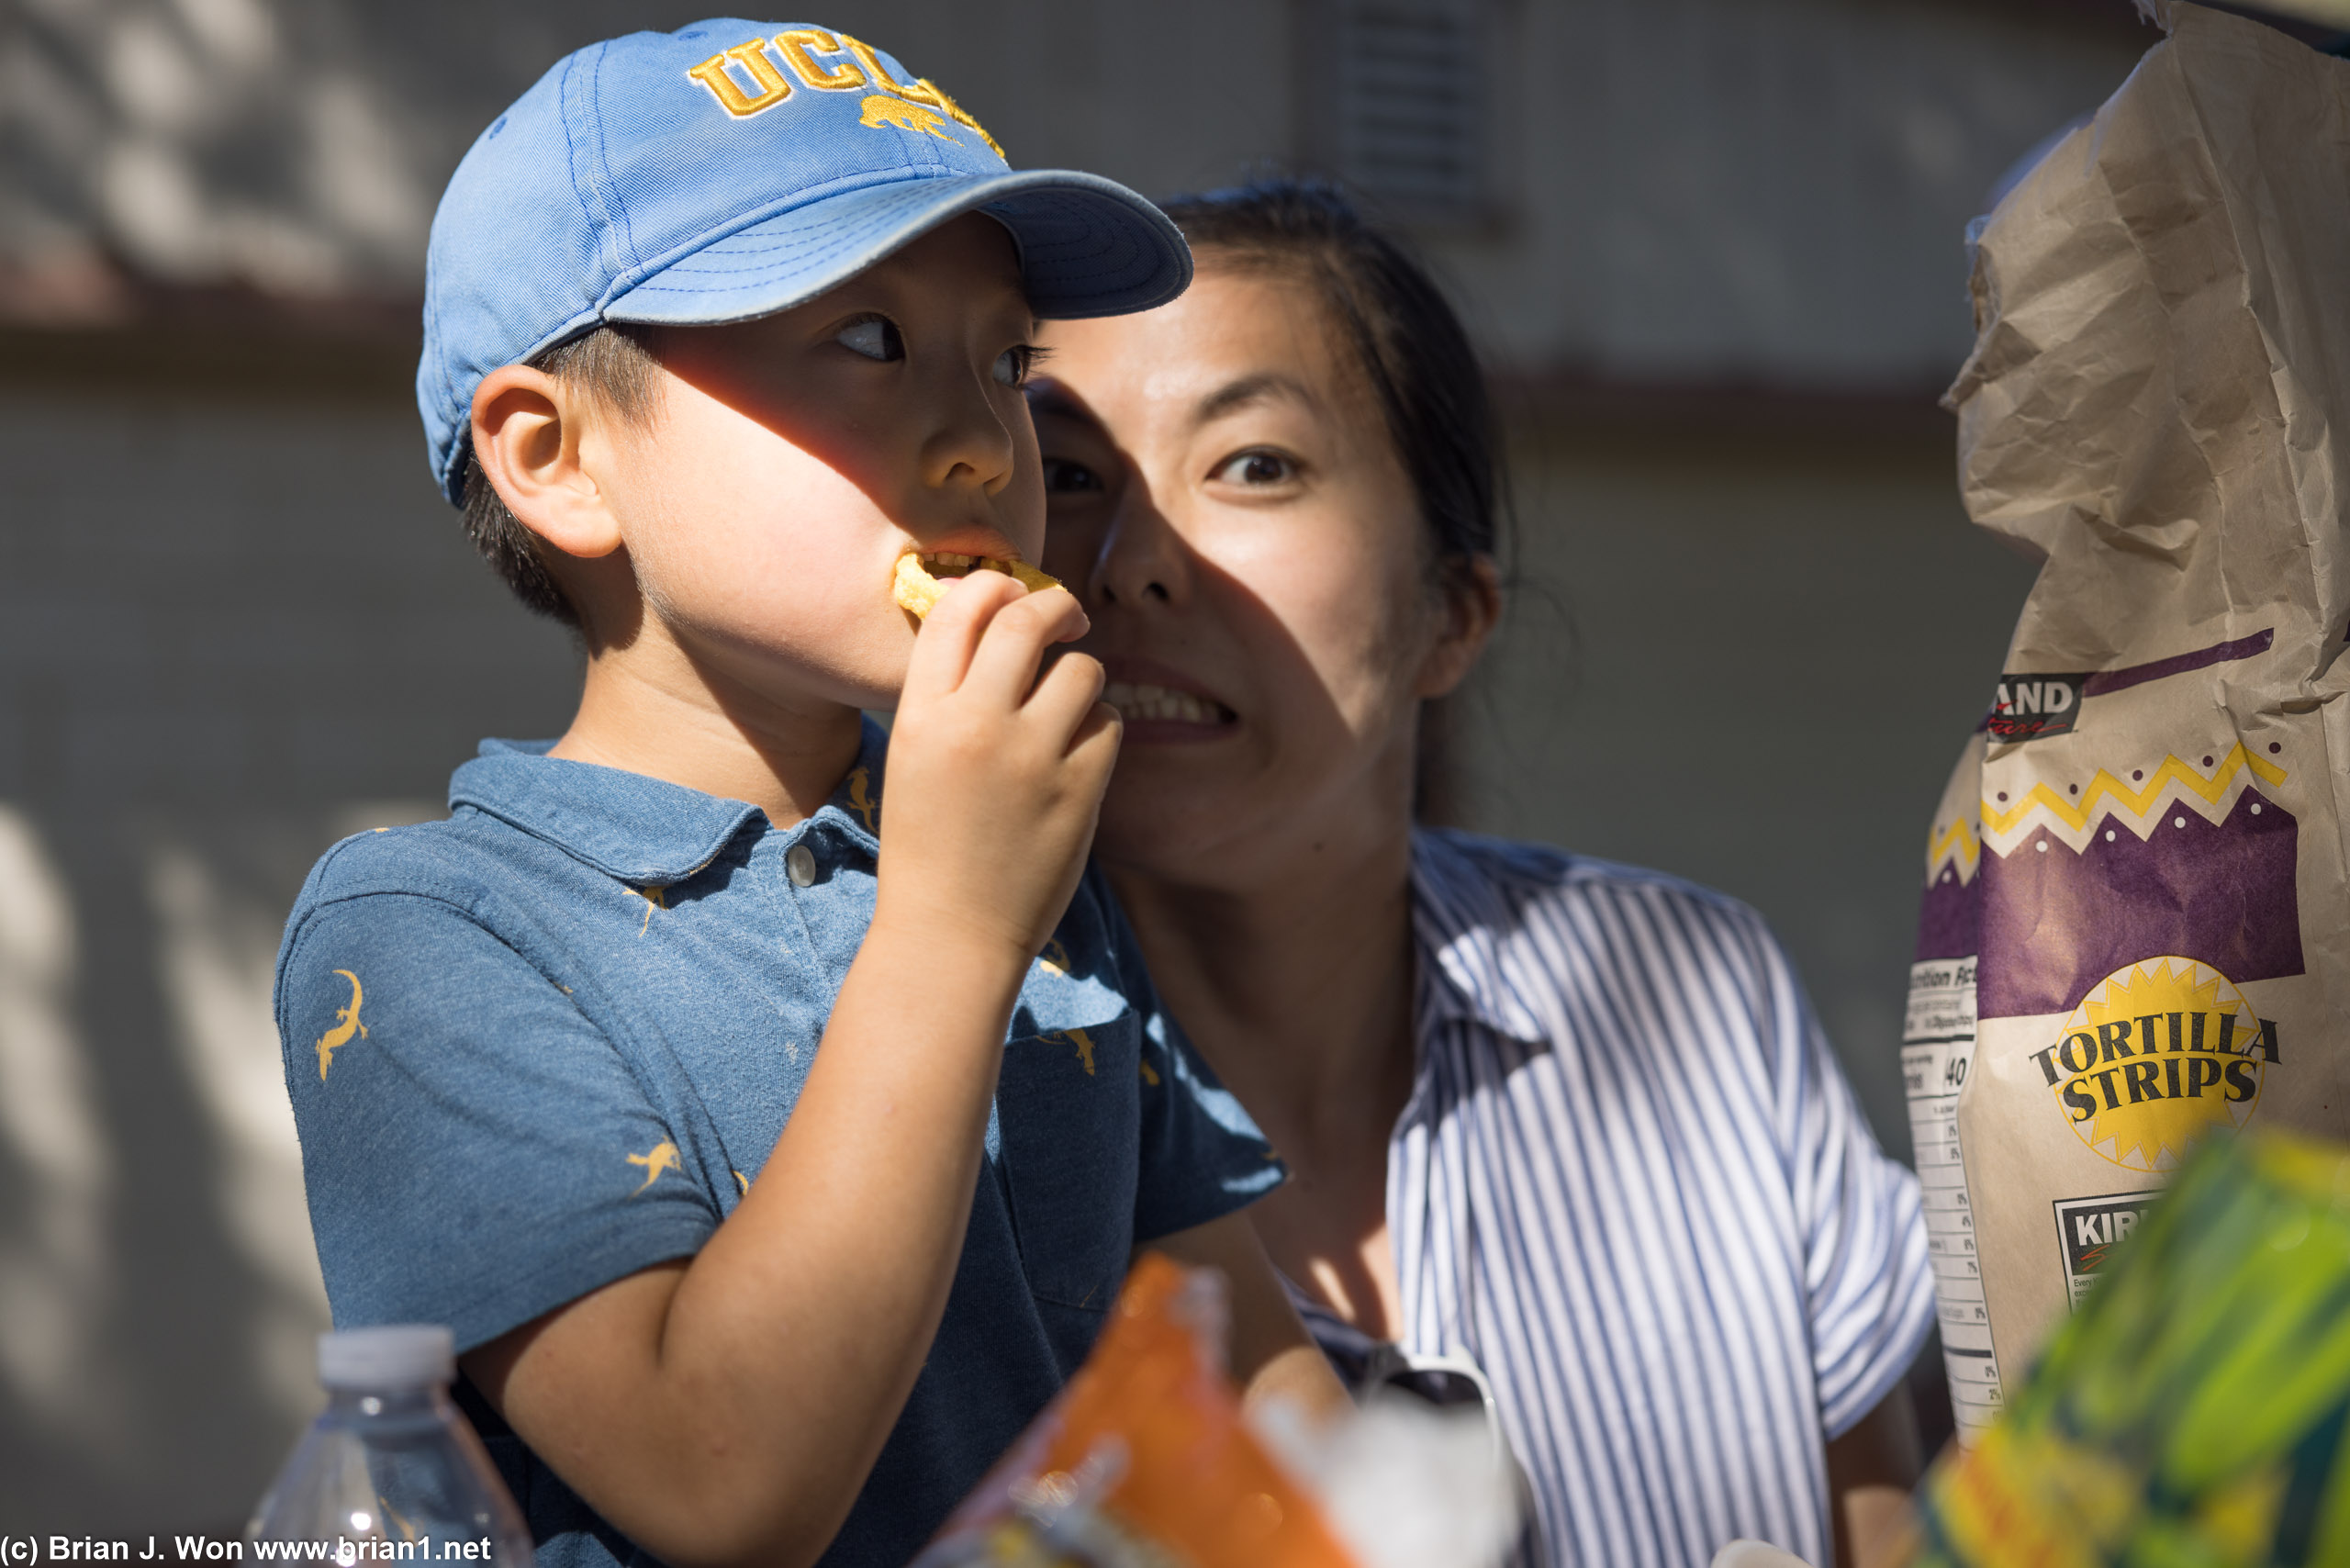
[602,169,1189,328]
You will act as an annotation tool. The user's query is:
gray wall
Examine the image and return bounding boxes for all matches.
[0,0,2159,1533]
[1463,415,2041,1149]
[0,367,576,1530]
[1421,0,2146,385]
[5,0,2148,386]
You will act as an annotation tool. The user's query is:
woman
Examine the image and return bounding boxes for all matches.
[1032,182,1933,1568]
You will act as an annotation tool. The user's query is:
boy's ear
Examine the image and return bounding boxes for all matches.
[1416,553,1502,700]
[471,365,624,560]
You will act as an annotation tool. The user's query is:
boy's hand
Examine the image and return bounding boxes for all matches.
[879,571,1121,960]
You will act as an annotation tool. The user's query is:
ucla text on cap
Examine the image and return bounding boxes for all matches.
[417,18,1190,504]
[684,26,1005,159]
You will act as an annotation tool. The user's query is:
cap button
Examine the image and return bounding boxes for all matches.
[786,843,817,888]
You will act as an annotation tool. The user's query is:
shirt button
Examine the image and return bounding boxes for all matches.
[786,844,817,888]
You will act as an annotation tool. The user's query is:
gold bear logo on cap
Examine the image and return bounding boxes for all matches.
[859,95,954,140]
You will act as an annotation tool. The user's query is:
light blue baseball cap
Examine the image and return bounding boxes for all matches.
[419,19,1191,505]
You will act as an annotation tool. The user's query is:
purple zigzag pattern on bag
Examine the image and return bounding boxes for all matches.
[1915,863,1979,963]
[1975,788,2302,1019]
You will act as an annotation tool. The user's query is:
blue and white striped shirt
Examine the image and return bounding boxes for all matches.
[1361,831,1932,1568]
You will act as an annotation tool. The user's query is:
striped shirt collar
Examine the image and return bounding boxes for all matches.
[1412,831,1550,1045]
[1326,829,1930,1568]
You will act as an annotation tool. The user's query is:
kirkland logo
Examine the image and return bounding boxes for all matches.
[2053,1190,2160,1309]
[1986,674,2088,741]
[1983,632,2277,745]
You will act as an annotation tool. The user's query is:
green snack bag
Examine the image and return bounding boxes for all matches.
[1914,1130,2350,1567]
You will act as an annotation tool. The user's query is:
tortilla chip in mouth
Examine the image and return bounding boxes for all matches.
[893,551,1063,620]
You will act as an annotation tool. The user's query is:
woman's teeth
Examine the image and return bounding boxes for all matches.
[1102,682,1226,724]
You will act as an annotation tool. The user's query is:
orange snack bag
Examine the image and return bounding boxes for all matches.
[914,1253,1358,1568]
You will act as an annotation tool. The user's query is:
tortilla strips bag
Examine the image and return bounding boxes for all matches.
[1905,0,2350,1444]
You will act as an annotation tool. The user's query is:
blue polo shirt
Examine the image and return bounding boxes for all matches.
[274,722,1280,1568]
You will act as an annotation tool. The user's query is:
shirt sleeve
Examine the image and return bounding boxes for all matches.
[276,891,720,1352]
[1747,913,1936,1439]
[1097,880,1286,1242]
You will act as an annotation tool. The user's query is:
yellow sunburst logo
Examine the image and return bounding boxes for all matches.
[2029,958,2279,1171]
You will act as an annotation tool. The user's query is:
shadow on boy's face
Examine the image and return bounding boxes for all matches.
[564,215,1041,723]
[645,213,1040,554]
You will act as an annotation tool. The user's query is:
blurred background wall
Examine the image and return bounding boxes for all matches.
[1,0,2334,1533]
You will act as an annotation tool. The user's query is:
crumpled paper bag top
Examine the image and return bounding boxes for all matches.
[1945,0,2350,695]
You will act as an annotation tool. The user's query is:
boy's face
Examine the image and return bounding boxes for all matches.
[597,213,1045,711]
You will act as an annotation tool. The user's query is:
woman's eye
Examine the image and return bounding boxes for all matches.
[1212,450,1296,486]
[992,345,1037,386]
[1043,458,1103,494]
[835,316,904,362]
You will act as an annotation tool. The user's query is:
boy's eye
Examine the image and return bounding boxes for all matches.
[1211,449,1296,487]
[1043,458,1103,494]
[992,345,1039,387]
[835,316,904,362]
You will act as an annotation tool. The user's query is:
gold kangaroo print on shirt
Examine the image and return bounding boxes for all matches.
[627,1140,681,1194]
[844,766,879,833]
[316,969,368,1081]
[1043,1028,1097,1076]
[629,884,666,935]
[1037,938,1073,979]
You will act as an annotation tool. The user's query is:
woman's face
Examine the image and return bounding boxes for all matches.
[1034,262,1489,884]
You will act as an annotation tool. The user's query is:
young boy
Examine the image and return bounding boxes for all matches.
[275,21,1340,1568]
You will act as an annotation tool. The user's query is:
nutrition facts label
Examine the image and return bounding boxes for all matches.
[1901,957,2001,1444]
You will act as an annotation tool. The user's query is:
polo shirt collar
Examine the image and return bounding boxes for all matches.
[448,718,889,886]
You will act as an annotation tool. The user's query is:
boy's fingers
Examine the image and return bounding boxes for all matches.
[901,569,1027,700]
[1026,650,1112,747]
[959,588,1089,706]
[1065,700,1123,790]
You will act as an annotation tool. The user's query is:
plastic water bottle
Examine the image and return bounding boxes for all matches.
[249,1326,532,1567]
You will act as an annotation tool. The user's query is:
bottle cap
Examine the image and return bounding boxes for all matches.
[318,1326,456,1390]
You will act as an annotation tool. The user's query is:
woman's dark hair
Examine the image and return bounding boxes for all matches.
[1157,178,1506,822]
[1156,177,1505,577]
